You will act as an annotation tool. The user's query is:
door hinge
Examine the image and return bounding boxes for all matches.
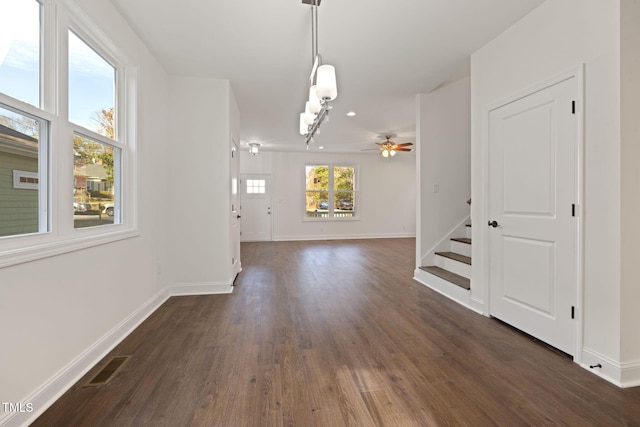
[571,101,576,114]
[571,204,576,217]
[571,306,575,319]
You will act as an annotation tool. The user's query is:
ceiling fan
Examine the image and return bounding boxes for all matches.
[361,135,414,157]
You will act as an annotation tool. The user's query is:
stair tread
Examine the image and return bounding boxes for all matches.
[419,266,470,290]
[435,251,472,265]
[451,237,471,244]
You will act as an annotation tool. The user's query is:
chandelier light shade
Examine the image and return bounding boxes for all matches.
[304,102,315,125]
[299,0,338,146]
[308,86,322,114]
[248,143,260,156]
[300,113,307,135]
[316,65,337,101]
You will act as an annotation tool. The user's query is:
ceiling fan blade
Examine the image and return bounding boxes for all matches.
[375,142,386,146]
[395,142,414,147]
[394,148,413,152]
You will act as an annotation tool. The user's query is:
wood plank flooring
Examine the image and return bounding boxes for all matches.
[33,238,640,426]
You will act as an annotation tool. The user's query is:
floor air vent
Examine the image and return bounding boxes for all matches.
[84,356,130,387]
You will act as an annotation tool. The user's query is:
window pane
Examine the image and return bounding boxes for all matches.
[306,191,329,218]
[335,192,355,217]
[247,179,265,194]
[74,134,119,228]
[306,165,328,191]
[0,105,46,237]
[0,0,40,107]
[68,30,115,138]
[334,166,354,191]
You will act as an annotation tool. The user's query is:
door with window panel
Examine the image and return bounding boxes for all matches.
[241,174,272,241]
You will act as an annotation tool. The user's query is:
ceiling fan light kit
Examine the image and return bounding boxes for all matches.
[362,135,414,158]
[299,0,338,147]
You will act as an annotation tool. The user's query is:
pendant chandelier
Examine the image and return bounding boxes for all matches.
[299,0,338,147]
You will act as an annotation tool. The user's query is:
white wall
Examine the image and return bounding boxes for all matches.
[0,0,172,423]
[471,0,640,385]
[240,150,416,240]
[167,77,237,291]
[416,77,471,267]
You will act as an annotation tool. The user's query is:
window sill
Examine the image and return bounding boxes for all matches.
[0,228,140,269]
[303,216,360,222]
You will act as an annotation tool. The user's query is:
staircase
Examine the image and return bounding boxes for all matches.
[419,199,472,291]
[419,223,471,290]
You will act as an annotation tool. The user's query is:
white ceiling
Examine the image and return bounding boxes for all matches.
[111,0,544,153]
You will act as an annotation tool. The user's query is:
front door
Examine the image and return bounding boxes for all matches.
[240,174,272,242]
[488,75,579,355]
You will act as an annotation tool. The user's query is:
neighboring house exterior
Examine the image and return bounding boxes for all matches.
[0,124,39,237]
[74,162,112,196]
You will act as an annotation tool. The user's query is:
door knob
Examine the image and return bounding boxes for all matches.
[488,220,499,228]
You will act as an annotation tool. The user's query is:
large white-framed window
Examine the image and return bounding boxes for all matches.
[305,164,357,220]
[0,0,137,267]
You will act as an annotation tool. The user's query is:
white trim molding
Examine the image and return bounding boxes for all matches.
[413,268,483,315]
[169,281,234,296]
[581,348,640,388]
[274,233,416,242]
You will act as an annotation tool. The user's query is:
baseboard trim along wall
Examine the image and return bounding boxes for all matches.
[1,288,170,427]
[581,348,640,388]
[169,281,234,296]
[274,233,416,242]
[413,268,483,316]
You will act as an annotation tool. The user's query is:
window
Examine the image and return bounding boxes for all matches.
[246,179,266,194]
[73,133,120,228]
[305,165,357,219]
[69,30,121,228]
[0,0,136,266]
[68,30,116,135]
[0,0,41,107]
[0,105,48,237]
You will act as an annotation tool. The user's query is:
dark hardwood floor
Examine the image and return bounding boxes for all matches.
[33,238,640,426]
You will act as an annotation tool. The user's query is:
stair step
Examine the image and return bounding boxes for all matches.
[420,266,470,290]
[451,237,471,245]
[435,251,471,265]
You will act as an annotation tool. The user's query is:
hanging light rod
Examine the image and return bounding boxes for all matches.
[299,0,337,147]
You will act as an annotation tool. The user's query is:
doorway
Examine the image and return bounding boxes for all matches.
[240,174,272,242]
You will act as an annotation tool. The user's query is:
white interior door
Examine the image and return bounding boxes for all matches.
[488,76,578,355]
[240,174,272,242]
[230,140,241,277]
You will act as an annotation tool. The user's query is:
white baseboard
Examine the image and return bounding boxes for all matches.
[169,281,234,296]
[274,233,416,241]
[1,287,170,427]
[413,268,482,315]
[580,347,640,388]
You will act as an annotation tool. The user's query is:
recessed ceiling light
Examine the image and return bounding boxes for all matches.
[346,111,356,117]
[319,146,324,149]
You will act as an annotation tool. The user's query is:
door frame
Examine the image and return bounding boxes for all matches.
[481,65,584,361]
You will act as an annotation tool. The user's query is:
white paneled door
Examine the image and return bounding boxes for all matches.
[240,174,272,242]
[488,75,579,356]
